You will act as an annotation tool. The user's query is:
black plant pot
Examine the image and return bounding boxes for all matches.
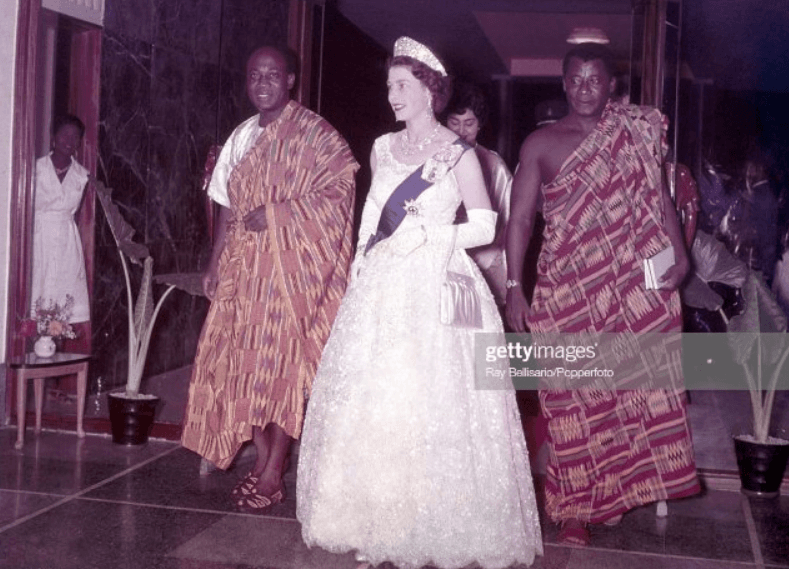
[734,436,789,498]
[108,393,160,445]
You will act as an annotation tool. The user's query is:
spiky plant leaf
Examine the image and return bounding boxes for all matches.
[133,257,155,339]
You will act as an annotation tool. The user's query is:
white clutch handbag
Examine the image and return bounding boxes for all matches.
[439,228,483,329]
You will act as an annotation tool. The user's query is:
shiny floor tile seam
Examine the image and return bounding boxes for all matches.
[0,444,179,535]
[544,537,760,566]
[0,488,74,498]
[740,494,766,569]
[76,494,303,523]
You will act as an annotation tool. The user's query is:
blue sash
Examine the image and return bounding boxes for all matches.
[365,138,470,254]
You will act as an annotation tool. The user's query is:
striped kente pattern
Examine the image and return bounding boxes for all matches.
[529,101,699,523]
[182,102,359,469]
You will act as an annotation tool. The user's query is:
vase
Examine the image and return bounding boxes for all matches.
[33,335,56,358]
[734,435,789,498]
[108,393,160,445]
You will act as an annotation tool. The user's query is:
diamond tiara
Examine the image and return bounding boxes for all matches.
[393,36,447,77]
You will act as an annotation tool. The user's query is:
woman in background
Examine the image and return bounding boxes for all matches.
[31,114,91,336]
[445,83,512,305]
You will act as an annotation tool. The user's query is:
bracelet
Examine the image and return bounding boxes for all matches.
[505,279,521,289]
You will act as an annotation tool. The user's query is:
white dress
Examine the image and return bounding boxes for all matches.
[30,155,90,323]
[297,134,542,569]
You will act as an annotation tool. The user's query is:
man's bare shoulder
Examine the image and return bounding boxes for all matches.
[518,118,586,185]
[519,120,573,159]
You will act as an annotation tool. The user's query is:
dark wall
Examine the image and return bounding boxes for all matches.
[509,79,565,168]
[319,4,392,236]
[94,0,289,393]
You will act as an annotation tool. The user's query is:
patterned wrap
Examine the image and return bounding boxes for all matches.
[182,101,359,469]
[529,101,700,523]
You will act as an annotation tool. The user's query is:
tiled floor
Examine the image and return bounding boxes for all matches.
[1,427,788,569]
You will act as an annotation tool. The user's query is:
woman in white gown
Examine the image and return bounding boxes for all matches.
[297,37,542,569]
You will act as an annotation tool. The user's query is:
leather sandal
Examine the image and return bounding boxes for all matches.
[232,456,290,498]
[235,483,285,512]
[230,471,259,498]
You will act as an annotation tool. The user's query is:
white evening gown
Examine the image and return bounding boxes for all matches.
[297,134,542,569]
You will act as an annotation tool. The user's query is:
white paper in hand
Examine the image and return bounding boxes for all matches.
[644,246,675,289]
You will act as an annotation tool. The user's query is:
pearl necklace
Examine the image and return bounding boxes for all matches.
[400,122,440,156]
[54,163,70,176]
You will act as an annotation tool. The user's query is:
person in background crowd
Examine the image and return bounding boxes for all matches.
[445,83,512,304]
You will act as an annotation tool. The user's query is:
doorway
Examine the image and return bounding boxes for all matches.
[6,2,101,425]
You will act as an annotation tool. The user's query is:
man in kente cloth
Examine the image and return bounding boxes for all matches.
[182,45,359,511]
[505,43,699,546]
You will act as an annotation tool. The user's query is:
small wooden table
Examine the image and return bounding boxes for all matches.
[10,352,90,449]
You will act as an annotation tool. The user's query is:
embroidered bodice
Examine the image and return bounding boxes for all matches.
[369,133,463,230]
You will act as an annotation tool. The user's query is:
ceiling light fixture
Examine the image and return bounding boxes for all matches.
[566,27,610,45]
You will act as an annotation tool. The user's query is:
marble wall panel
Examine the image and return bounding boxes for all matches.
[102,0,153,44]
[219,0,288,77]
[153,0,222,64]
[217,69,254,142]
[147,46,217,252]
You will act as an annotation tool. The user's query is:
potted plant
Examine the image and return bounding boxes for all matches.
[683,231,789,496]
[727,273,789,496]
[95,180,203,445]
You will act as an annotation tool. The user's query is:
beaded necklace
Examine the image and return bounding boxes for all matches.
[399,122,440,156]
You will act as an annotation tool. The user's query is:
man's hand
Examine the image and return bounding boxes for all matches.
[243,205,268,232]
[658,256,690,291]
[203,268,220,301]
[506,288,531,332]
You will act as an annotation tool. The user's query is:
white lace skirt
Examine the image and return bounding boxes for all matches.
[296,244,542,569]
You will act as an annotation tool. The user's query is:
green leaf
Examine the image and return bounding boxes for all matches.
[133,257,154,338]
[690,231,749,287]
[95,180,149,264]
[681,273,724,310]
[153,272,206,297]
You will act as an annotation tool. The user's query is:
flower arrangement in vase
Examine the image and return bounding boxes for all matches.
[30,295,77,357]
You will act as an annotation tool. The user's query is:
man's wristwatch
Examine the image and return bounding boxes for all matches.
[505,279,521,289]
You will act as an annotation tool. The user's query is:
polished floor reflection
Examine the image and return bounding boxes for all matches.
[1,427,787,569]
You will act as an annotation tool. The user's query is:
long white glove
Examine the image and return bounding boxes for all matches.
[349,197,382,281]
[432,208,497,250]
[356,197,382,252]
